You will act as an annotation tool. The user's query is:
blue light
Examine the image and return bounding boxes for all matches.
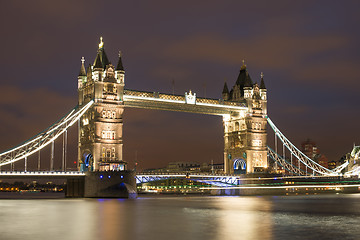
[108,175,111,178]
[100,175,103,179]
[121,175,123,179]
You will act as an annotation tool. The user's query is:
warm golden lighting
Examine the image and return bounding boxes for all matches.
[99,36,104,49]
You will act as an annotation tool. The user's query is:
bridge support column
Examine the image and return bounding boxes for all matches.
[51,141,54,171]
[38,150,41,171]
[62,130,67,171]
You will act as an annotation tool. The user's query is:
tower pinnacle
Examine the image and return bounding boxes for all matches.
[79,57,86,76]
[241,59,247,70]
[260,72,266,89]
[99,36,104,49]
[116,50,124,71]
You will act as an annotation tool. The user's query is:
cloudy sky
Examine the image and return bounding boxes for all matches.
[1,0,360,170]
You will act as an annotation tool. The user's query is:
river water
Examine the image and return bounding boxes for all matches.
[1,194,360,240]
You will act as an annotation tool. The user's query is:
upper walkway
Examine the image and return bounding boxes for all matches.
[123,89,247,115]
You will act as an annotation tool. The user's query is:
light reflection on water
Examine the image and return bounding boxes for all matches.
[0,195,360,240]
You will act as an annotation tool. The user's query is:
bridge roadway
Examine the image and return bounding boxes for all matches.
[0,171,85,179]
[0,171,240,186]
[1,171,358,190]
[123,89,247,115]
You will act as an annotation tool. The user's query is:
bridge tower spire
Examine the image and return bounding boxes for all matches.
[77,37,126,171]
[115,51,125,84]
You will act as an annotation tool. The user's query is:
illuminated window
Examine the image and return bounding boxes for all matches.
[106,149,111,158]
[112,111,116,119]
[102,111,106,118]
[102,147,106,157]
[102,130,115,140]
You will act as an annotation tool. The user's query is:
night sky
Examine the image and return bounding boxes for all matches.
[1,1,360,171]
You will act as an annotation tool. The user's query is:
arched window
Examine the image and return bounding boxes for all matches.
[112,111,116,119]
[235,122,239,131]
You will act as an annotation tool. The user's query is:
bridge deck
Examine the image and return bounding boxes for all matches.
[123,89,247,115]
[0,171,85,179]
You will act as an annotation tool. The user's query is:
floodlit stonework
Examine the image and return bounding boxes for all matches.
[78,38,126,171]
[77,39,268,174]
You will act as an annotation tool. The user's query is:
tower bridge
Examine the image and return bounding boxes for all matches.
[77,37,268,174]
[0,37,358,197]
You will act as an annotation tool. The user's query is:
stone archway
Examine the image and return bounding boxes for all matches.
[233,158,246,174]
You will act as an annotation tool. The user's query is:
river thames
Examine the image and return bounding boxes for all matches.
[1,194,359,240]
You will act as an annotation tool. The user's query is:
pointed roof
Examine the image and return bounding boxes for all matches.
[78,57,86,76]
[260,72,266,89]
[93,37,111,69]
[93,52,103,69]
[236,60,252,87]
[86,64,92,78]
[100,48,110,68]
[244,72,253,87]
[116,51,124,71]
[222,82,229,94]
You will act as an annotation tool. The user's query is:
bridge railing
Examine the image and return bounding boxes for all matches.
[123,89,246,108]
[0,101,94,167]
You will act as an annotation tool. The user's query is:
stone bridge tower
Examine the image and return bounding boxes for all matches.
[222,63,267,174]
[77,38,126,171]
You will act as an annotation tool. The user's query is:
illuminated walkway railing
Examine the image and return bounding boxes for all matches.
[267,117,352,176]
[267,146,304,175]
[0,100,94,167]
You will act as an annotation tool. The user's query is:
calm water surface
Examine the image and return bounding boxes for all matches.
[1,194,360,240]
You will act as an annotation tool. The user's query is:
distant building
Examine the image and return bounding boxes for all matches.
[301,139,329,168]
[167,162,201,172]
[200,163,224,174]
[328,160,337,170]
[301,139,318,159]
[142,161,224,174]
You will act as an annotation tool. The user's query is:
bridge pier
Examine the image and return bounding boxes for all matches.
[66,170,136,198]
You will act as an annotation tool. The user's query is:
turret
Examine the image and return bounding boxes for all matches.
[115,51,125,85]
[243,62,253,100]
[92,37,109,81]
[78,57,86,89]
[222,81,229,100]
[259,72,267,101]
